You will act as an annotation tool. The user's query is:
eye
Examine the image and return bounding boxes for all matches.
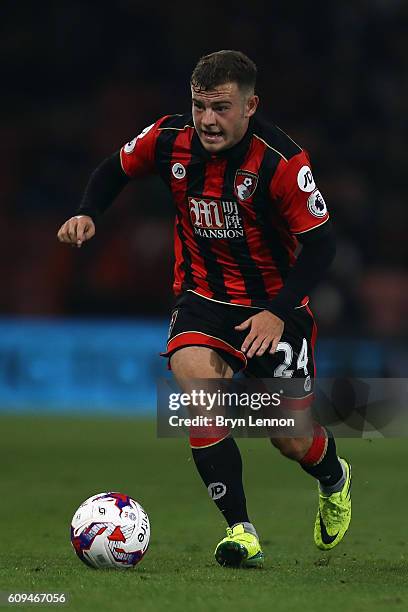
[215,106,229,112]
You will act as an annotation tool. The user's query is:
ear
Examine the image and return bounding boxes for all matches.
[245,94,259,118]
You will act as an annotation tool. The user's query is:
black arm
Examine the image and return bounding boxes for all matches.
[76,151,130,222]
[267,220,336,321]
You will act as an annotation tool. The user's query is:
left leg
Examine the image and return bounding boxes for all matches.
[271,428,351,550]
[244,305,351,550]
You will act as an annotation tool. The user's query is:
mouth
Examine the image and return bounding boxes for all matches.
[201,130,224,144]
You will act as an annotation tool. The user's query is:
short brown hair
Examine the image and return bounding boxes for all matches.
[191,50,257,93]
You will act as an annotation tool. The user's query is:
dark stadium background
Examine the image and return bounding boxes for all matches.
[1,1,407,412]
[1,4,408,611]
[0,0,406,409]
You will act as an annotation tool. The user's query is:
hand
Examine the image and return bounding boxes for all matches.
[57,215,95,248]
[235,311,284,358]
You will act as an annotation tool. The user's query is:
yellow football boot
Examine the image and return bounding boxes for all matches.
[215,524,264,568]
[314,458,352,551]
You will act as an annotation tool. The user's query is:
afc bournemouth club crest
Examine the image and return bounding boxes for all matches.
[234,170,258,201]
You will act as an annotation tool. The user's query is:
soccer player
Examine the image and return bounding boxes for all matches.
[57,50,351,568]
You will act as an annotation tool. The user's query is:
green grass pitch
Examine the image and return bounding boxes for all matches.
[1,415,407,611]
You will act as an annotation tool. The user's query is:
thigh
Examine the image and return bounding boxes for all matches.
[170,347,232,433]
[162,292,246,373]
[170,346,233,381]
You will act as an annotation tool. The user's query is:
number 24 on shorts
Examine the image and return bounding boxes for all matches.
[274,338,309,378]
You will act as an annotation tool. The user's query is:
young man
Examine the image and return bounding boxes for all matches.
[57,50,351,568]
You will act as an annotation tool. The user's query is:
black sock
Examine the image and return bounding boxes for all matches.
[301,434,343,488]
[192,437,249,527]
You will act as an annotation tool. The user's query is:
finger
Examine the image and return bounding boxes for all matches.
[241,333,257,354]
[57,224,70,243]
[78,219,96,247]
[67,220,79,243]
[83,222,95,240]
[76,221,86,245]
[235,318,252,331]
[269,336,282,354]
[255,337,272,357]
[247,336,265,359]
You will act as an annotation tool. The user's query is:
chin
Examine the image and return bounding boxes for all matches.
[200,138,229,153]
[203,144,225,153]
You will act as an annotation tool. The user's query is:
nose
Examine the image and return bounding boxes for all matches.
[202,108,216,127]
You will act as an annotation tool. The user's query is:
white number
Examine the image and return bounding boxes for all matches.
[274,338,308,377]
[297,338,309,375]
[274,342,294,378]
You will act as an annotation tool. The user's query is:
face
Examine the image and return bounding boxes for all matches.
[191,82,259,153]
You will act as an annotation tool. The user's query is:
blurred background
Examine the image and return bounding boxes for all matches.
[1,0,407,412]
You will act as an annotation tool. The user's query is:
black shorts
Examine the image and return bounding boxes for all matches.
[162,291,317,402]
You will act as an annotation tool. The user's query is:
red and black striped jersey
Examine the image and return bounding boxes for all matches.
[119,114,329,308]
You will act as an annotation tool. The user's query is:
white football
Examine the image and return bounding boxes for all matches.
[70,492,150,569]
